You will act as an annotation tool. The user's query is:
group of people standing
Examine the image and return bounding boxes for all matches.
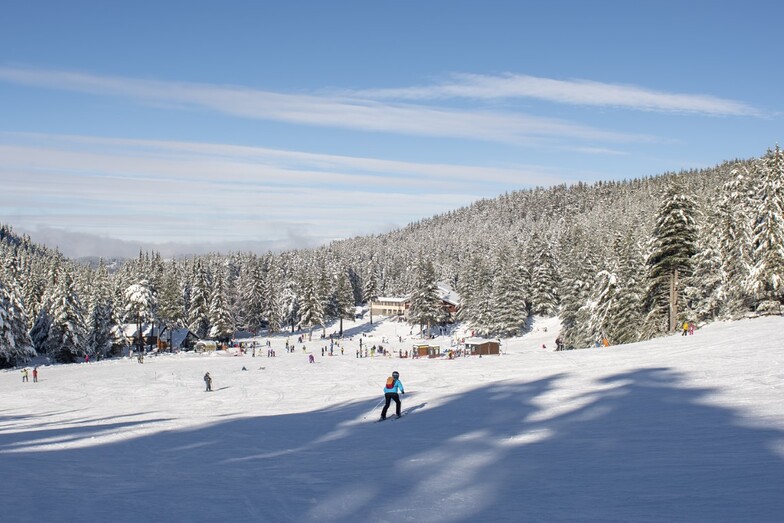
[21,367,38,383]
[682,321,696,336]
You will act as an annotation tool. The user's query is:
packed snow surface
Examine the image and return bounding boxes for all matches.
[3,316,784,522]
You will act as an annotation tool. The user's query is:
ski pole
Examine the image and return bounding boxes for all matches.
[363,397,385,420]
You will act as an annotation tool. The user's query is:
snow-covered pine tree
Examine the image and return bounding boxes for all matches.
[642,182,699,337]
[209,271,234,342]
[280,268,301,334]
[262,258,283,333]
[684,203,724,323]
[527,234,560,316]
[157,261,185,331]
[16,250,45,329]
[34,256,62,339]
[147,251,165,302]
[223,255,244,332]
[608,233,645,344]
[30,305,52,356]
[407,256,443,336]
[47,269,87,363]
[241,257,265,333]
[586,232,644,346]
[588,268,618,344]
[746,145,784,314]
[299,274,325,335]
[456,253,494,335]
[362,264,379,325]
[188,262,211,339]
[85,260,119,359]
[124,279,156,354]
[490,248,529,336]
[334,268,355,336]
[558,230,599,348]
[316,261,333,335]
[717,168,754,318]
[0,268,36,367]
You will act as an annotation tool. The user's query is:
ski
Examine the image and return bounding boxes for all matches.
[375,415,402,423]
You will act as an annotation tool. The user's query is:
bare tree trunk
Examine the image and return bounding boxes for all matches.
[669,268,679,331]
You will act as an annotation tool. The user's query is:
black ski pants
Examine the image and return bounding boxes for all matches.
[381,392,401,418]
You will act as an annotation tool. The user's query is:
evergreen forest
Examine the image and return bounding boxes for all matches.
[1,146,782,367]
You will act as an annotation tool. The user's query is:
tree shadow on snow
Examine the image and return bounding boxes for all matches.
[4,368,784,522]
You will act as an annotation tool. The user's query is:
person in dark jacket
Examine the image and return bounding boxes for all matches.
[204,372,213,392]
[380,371,405,420]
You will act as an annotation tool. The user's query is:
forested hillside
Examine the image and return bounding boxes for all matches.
[1,146,782,367]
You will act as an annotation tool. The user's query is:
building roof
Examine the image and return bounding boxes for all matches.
[463,337,500,345]
[373,283,461,306]
[437,282,461,306]
[121,323,163,338]
[160,327,199,348]
[374,296,411,303]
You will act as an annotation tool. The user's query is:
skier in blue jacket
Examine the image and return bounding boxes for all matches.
[380,371,405,420]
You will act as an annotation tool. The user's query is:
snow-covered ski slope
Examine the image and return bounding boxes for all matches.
[3,315,784,522]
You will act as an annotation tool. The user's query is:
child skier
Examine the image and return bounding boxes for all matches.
[204,372,213,392]
[380,371,405,420]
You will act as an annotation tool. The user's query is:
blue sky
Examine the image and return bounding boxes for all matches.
[1,1,781,258]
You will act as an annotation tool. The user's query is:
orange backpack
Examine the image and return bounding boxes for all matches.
[385,376,396,389]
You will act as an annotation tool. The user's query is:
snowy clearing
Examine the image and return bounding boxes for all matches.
[3,315,784,522]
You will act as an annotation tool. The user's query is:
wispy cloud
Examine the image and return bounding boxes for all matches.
[0,132,570,188]
[355,73,763,117]
[0,133,584,255]
[0,66,654,145]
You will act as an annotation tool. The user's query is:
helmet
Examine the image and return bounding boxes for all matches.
[392,371,399,379]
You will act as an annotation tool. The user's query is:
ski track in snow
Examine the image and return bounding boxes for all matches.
[3,315,784,522]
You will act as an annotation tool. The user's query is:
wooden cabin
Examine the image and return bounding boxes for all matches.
[413,344,442,358]
[464,338,500,356]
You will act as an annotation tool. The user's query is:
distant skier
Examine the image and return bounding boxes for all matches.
[21,368,29,383]
[380,371,405,420]
[682,321,689,336]
[204,372,213,392]
[33,367,38,383]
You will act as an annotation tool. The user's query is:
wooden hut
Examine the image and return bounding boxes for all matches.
[413,344,442,358]
[464,338,500,356]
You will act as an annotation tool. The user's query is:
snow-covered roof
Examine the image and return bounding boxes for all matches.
[373,283,460,306]
[121,323,161,338]
[463,337,500,345]
[374,296,410,303]
[160,327,199,348]
[121,324,136,338]
[437,282,461,306]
